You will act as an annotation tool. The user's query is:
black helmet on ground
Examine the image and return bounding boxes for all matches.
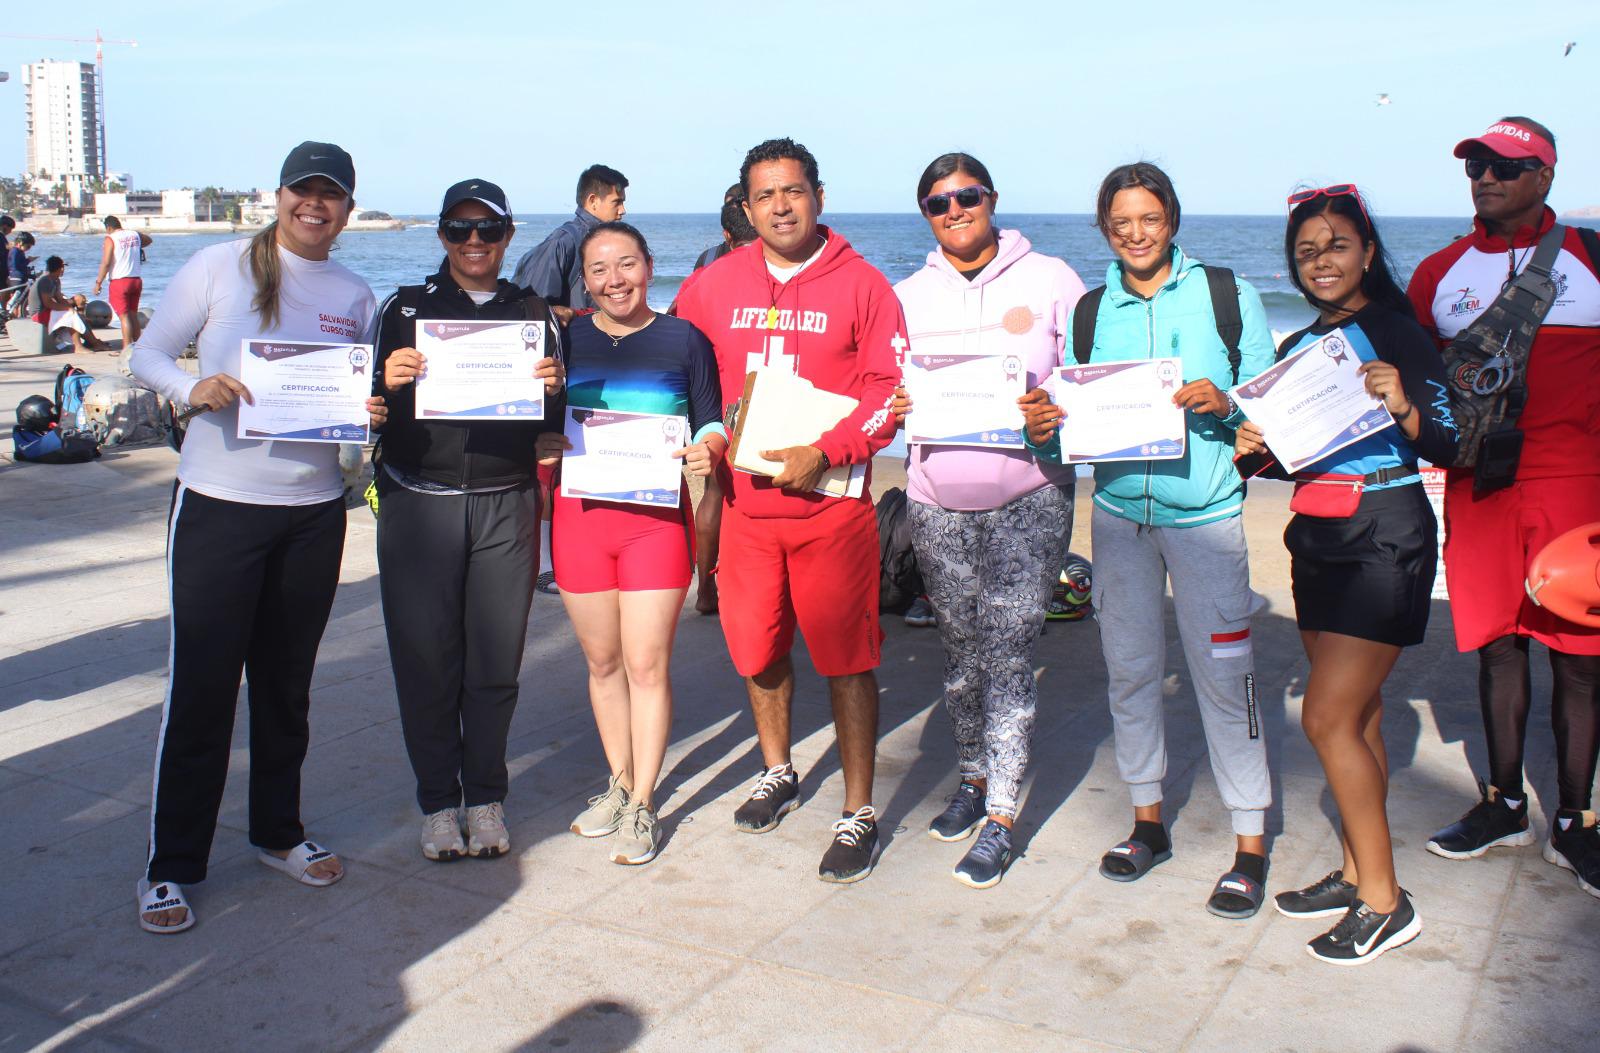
[16,395,57,431]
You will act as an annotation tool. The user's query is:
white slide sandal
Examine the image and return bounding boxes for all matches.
[137,878,195,934]
[257,840,344,887]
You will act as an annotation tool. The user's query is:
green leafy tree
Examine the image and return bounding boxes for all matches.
[200,186,221,222]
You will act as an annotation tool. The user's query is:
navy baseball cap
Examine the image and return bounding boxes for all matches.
[280,142,356,196]
[439,178,512,220]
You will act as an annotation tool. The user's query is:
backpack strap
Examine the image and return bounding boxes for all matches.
[1202,266,1244,384]
[1071,286,1107,365]
[1576,226,1600,277]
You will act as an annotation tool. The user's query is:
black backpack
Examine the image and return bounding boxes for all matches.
[1071,265,1245,383]
[875,487,924,614]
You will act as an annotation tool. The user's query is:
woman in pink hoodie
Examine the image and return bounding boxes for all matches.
[892,153,1086,888]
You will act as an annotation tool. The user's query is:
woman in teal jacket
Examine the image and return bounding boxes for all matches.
[1023,162,1277,918]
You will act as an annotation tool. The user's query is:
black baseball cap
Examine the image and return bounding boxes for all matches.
[439,178,512,220]
[280,141,356,196]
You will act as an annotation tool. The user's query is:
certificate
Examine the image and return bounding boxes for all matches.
[414,318,546,420]
[235,339,372,444]
[559,406,686,508]
[1230,329,1392,474]
[1053,357,1186,463]
[903,351,1026,448]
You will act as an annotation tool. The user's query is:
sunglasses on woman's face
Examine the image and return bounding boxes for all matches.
[920,185,992,217]
[439,217,509,244]
[1464,157,1541,182]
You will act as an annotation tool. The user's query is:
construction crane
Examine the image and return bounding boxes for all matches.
[0,31,138,182]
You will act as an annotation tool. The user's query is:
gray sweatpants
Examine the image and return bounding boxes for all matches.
[1091,505,1269,836]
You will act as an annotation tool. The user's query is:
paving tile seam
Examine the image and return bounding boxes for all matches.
[0,986,167,1053]
[1450,846,1528,1051]
[895,1010,1144,1053]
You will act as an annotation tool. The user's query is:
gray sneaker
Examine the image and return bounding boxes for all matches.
[571,774,631,837]
[610,801,661,865]
[466,801,509,858]
[420,807,464,862]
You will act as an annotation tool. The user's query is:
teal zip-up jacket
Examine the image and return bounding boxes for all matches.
[1028,247,1274,527]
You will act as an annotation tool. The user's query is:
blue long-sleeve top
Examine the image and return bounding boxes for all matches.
[565,312,726,443]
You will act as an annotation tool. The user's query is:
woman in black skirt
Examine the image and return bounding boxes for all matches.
[1235,184,1458,965]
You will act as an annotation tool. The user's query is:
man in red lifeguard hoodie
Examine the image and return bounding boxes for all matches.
[676,138,904,883]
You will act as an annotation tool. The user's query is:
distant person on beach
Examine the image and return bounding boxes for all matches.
[1236,185,1457,964]
[1409,117,1600,901]
[127,142,385,934]
[675,137,905,883]
[372,179,566,864]
[26,255,114,352]
[675,186,759,613]
[536,221,725,866]
[888,152,1086,889]
[5,231,36,318]
[1022,162,1277,918]
[93,215,153,345]
[692,183,747,271]
[511,163,629,324]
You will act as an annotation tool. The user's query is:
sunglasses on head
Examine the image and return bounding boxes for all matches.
[920,185,992,217]
[1464,157,1541,182]
[439,217,509,244]
[1286,183,1371,227]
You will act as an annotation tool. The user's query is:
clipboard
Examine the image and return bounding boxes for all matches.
[728,370,866,499]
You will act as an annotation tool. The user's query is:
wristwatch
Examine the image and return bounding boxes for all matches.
[814,447,831,472]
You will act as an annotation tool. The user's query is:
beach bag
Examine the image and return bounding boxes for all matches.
[1072,266,1244,381]
[13,426,101,464]
[1439,224,1566,489]
[875,487,924,613]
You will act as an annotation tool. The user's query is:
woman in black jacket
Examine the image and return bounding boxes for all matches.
[373,178,565,862]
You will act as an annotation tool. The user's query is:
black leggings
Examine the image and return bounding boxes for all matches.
[1480,635,1600,811]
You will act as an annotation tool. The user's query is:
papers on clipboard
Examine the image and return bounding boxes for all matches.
[728,370,866,499]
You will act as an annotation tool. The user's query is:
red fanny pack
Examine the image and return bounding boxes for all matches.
[1289,473,1364,518]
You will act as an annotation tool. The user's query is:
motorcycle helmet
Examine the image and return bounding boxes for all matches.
[1047,552,1094,621]
[16,395,56,432]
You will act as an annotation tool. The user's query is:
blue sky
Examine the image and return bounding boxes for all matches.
[2,1,1596,217]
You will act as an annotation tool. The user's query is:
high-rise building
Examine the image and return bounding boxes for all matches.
[22,59,106,206]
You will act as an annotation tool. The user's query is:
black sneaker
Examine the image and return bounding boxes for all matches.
[1274,869,1357,919]
[819,806,879,883]
[953,819,1012,890]
[1306,890,1422,966]
[733,764,799,833]
[1425,780,1534,859]
[1543,809,1600,899]
[928,781,986,842]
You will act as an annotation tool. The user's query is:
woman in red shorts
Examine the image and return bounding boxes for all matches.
[538,221,725,866]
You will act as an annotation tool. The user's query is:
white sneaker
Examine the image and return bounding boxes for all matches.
[466,802,510,858]
[421,808,465,862]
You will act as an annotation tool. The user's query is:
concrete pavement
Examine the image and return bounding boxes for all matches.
[1,336,1595,1052]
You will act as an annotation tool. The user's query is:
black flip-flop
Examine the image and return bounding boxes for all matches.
[1099,839,1172,882]
[1206,870,1266,919]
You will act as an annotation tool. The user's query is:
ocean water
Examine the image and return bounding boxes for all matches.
[21,212,1472,335]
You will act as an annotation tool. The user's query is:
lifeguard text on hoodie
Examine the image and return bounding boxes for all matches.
[675,226,906,519]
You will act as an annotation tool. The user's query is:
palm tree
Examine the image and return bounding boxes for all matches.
[200,186,221,222]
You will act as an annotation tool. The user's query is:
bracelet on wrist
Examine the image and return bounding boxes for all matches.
[1392,402,1415,423]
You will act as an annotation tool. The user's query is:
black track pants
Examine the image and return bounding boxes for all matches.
[146,485,346,885]
[376,475,539,814]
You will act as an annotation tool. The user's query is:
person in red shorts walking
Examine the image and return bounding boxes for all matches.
[675,137,904,883]
[1408,116,1600,900]
[94,215,153,346]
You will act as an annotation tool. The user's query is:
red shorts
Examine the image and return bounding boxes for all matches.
[718,497,883,677]
[1442,471,1600,654]
[552,486,692,593]
[109,276,142,318]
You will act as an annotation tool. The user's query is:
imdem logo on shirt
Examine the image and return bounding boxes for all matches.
[1448,287,1482,317]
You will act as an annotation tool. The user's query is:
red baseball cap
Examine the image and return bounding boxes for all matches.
[1453,120,1557,166]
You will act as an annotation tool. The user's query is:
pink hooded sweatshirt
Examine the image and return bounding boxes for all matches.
[894,228,1086,510]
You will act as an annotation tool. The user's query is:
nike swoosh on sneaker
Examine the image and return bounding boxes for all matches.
[1354,914,1390,956]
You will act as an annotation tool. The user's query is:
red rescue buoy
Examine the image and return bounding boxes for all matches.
[1526,522,1600,628]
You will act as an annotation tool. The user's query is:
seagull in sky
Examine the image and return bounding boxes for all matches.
[1375,93,1391,106]
[1563,41,1576,56]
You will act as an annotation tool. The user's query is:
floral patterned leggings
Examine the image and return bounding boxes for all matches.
[907,484,1073,818]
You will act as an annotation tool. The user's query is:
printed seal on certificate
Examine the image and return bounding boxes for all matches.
[348,346,371,375]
